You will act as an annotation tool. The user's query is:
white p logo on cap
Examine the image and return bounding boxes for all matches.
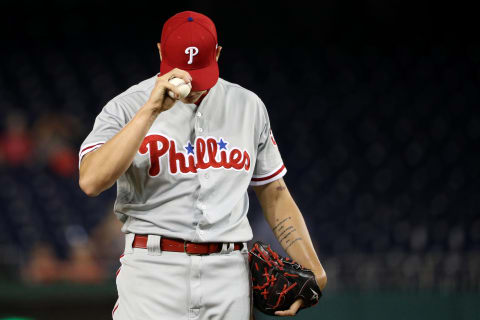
[185,47,199,64]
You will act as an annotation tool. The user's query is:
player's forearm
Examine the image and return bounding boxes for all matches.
[79,104,160,196]
[253,179,327,290]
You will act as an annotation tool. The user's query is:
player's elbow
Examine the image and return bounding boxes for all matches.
[79,172,103,197]
[79,154,108,197]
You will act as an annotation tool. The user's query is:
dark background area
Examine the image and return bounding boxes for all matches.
[0,1,479,319]
[2,1,479,46]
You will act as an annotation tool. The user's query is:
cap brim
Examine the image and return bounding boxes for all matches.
[160,60,219,91]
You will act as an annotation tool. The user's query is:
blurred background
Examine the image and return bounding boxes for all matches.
[0,0,479,319]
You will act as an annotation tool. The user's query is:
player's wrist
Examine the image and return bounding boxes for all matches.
[313,268,327,290]
[142,100,164,115]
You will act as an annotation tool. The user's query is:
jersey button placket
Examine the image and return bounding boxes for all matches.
[194,108,206,136]
[194,107,208,239]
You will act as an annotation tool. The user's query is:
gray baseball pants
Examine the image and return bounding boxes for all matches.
[113,234,251,320]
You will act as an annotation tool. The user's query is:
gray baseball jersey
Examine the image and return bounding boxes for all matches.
[79,75,286,242]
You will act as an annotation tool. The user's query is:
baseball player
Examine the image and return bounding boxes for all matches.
[79,11,327,319]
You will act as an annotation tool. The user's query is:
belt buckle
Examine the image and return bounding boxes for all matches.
[184,240,206,256]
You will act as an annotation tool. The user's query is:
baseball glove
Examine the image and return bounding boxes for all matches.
[248,241,322,315]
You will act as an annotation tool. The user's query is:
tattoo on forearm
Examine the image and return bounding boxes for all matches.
[272,217,291,232]
[272,216,301,246]
[279,229,296,243]
[278,226,294,239]
[285,237,302,250]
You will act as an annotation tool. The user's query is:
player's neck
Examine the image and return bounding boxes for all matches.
[194,90,209,106]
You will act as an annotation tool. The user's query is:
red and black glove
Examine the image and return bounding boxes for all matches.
[248,241,322,315]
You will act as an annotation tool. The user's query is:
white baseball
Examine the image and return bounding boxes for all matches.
[168,77,192,99]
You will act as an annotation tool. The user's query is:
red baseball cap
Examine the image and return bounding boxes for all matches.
[160,11,219,91]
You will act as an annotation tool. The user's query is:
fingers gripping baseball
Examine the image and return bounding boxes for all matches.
[162,68,192,84]
[147,68,192,113]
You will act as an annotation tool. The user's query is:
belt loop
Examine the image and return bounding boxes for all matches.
[241,242,248,254]
[220,243,228,254]
[147,235,162,256]
[227,242,234,253]
[125,233,135,254]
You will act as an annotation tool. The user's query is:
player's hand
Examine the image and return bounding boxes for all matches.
[146,68,192,114]
[274,268,326,316]
[274,298,303,316]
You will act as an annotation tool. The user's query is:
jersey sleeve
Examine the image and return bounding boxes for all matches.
[250,98,287,186]
[78,99,128,167]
